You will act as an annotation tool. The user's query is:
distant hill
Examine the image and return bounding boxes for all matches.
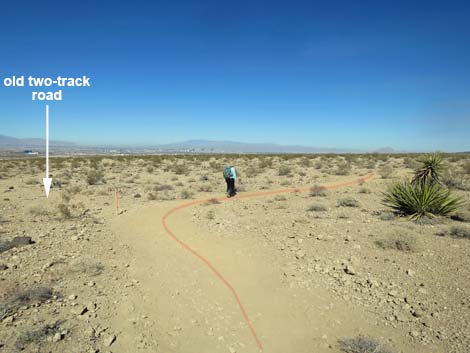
[160,140,364,153]
[0,134,76,149]
[0,134,405,154]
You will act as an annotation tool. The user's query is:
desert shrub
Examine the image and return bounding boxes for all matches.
[198,185,213,192]
[274,195,286,201]
[180,190,193,199]
[337,198,359,207]
[462,161,470,175]
[358,187,371,194]
[206,210,215,220]
[309,185,327,197]
[403,157,419,170]
[147,193,157,200]
[298,157,312,168]
[172,164,187,175]
[28,205,51,217]
[259,158,273,169]
[204,198,220,205]
[383,181,463,220]
[375,234,417,252]
[379,211,396,221]
[334,162,351,175]
[378,165,393,179]
[449,226,470,239]
[307,204,327,212]
[338,336,392,353]
[1,287,55,320]
[57,203,72,219]
[86,169,105,185]
[69,262,104,277]
[146,166,154,173]
[25,178,37,185]
[451,209,470,222]
[442,172,470,191]
[278,165,292,176]
[156,184,173,191]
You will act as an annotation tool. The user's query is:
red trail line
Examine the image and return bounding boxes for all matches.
[161,173,374,351]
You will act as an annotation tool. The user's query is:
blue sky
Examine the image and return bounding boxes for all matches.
[0,0,469,151]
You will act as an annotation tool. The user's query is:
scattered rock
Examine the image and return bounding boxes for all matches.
[0,264,8,271]
[344,265,356,275]
[104,334,116,347]
[52,332,63,342]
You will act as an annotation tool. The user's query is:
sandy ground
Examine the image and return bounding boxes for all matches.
[1,154,469,353]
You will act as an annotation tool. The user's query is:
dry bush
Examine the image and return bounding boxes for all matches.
[29,205,52,217]
[378,165,394,178]
[306,204,327,212]
[338,336,392,353]
[375,234,417,252]
[310,185,327,197]
[337,198,359,207]
[206,210,215,220]
[448,226,470,239]
[180,190,193,199]
[1,287,55,320]
[278,165,292,176]
[57,203,72,219]
[15,320,63,350]
[25,178,38,185]
[86,169,105,185]
[198,185,213,192]
[334,162,351,175]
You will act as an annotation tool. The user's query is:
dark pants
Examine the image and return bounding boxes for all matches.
[225,178,236,197]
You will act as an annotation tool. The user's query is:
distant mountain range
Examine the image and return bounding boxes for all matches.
[0,134,76,148]
[0,134,400,154]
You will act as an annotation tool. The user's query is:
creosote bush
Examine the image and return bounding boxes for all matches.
[337,198,359,207]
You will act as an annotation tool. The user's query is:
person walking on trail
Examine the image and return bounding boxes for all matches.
[223,165,237,197]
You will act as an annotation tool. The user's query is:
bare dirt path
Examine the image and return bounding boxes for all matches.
[108,174,439,353]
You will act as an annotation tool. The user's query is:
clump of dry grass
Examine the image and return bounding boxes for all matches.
[337,198,359,207]
[338,336,392,353]
[1,287,55,320]
[309,185,327,197]
[375,234,417,252]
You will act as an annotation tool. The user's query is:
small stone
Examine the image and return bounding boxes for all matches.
[87,281,95,287]
[406,269,415,276]
[388,290,398,297]
[229,347,237,353]
[52,332,63,342]
[71,236,79,241]
[68,294,77,300]
[295,250,306,259]
[344,265,356,275]
[0,264,8,271]
[104,334,116,347]
[410,330,420,338]
[72,306,88,315]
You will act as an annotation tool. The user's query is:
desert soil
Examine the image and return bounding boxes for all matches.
[0,154,469,353]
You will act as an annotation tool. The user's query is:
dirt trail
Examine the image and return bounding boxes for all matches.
[108,174,434,353]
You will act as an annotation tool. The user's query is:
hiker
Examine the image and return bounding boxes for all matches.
[223,165,237,197]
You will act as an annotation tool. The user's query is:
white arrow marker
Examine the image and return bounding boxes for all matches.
[42,105,52,197]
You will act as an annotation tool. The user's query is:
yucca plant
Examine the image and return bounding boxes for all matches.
[412,152,443,185]
[383,180,463,220]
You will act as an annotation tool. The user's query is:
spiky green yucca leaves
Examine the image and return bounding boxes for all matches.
[412,152,443,185]
[383,180,463,220]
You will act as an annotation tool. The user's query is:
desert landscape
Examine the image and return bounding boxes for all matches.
[1,153,469,353]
